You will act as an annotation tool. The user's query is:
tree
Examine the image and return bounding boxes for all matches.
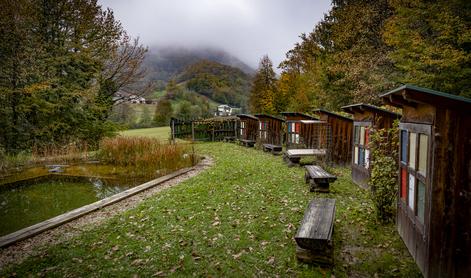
[384,0,471,97]
[0,0,149,152]
[154,99,173,126]
[249,55,277,114]
[139,106,153,128]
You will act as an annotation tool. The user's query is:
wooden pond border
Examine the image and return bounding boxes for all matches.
[0,163,201,248]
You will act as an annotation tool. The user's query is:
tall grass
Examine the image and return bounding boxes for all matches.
[0,143,92,173]
[97,136,195,173]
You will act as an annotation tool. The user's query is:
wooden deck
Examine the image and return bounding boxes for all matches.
[295,198,336,265]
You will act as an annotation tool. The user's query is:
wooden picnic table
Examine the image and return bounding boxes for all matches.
[239,139,255,147]
[295,198,336,266]
[262,143,282,154]
[284,148,327,165]
[304,165,337,192]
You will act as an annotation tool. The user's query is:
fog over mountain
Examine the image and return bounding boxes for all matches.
[144,46,255,84]
[98,0,331,70]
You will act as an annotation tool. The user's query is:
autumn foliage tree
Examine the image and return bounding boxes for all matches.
[276,0,470,113]
[249,55,277,114]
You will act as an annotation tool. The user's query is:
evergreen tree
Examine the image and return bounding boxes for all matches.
[154,99,173,126]
[249,55,277,114]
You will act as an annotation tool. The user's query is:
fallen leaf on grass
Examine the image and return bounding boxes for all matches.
[232,251,245,259]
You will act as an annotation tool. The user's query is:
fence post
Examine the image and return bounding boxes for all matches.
[171,119,175,144]
[191,121,195,142]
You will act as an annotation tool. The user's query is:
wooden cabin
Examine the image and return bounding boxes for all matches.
[341,103,401,188]
[254,114,284,152]
[280,112,318,149]
[313,109,353,165]
[381,84,471,278]
[236,114,259,146]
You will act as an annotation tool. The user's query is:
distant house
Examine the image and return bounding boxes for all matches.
[113,92,146,104]
[128,95,146,104]
[215,105,238,116]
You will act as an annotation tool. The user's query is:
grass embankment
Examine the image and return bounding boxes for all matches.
[1,142,421,277]
[120,126,171,141]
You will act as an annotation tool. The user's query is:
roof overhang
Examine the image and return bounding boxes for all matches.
[381,84,471,113]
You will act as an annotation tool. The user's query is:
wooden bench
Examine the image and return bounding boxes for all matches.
[283,149,327,165]
[262,143,282,154]
[295,198,335,266]
[223,136,236,143]
[239,139,255,147]
[304,165,337,193]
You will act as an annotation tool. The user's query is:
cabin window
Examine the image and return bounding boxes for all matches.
[418,134,428,177]
[259,121,268,140]
[401,130,408,163]
[400,168,407,200]
[409,132,417,169]
[399,123,431,226]
[239,121,246,137]
[417,181,426,223]
[287,121,300,144]
[353,122,370,168]
[408,174,415,209]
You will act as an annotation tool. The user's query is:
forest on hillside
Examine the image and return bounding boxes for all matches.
[249,0,471,114]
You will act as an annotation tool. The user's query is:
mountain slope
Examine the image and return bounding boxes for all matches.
[176,60,251,108]
[143,46,255,85]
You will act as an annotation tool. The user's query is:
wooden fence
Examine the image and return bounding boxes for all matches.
[170,117,238,142]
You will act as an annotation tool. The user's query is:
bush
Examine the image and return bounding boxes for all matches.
[369,120,399,223]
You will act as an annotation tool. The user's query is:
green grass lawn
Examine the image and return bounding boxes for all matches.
[120,126,171,141]
[1,142,421,277]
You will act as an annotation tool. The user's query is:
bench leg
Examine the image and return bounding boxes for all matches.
[309,180,330,193]
[305,172,310,184]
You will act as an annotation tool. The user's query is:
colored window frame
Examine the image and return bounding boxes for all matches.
[399,123,431,227]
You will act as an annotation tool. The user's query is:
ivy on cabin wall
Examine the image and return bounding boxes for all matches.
[369,120,399,223]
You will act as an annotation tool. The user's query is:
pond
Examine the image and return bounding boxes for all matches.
[0,163,171,237]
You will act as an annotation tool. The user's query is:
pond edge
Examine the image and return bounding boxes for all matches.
[0,161,205,248]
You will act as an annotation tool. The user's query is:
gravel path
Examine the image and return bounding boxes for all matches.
[0,157,213,269]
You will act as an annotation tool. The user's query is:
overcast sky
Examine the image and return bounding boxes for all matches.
[98,0,331,69]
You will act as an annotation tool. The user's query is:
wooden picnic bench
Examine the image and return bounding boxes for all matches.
[283,149,327,165]
[304,165,337,193]
[262,143,282,154]
[239,139,255,147]
[223,136,236,143]
[295,198,336,266]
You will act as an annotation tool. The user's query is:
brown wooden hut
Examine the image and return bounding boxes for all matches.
[381,84,471,278]
[280,112,318,149]
[313,109,353,165]
[236,114,259,146]
[254,114,284,151]
[341,103,401,188]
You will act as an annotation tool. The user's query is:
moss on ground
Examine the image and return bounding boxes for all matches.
[1,142,421,277]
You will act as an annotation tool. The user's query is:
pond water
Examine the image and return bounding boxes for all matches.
[0,163,168,237]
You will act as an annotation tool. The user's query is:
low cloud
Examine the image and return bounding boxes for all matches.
[99,0,331,69]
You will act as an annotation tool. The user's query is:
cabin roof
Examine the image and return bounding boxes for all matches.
[381,84,471,112]
[313,108,353,122]
[254,114,285,122]
[236,114,259,121]
[280,112,318,120]
[341,103,401,118]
